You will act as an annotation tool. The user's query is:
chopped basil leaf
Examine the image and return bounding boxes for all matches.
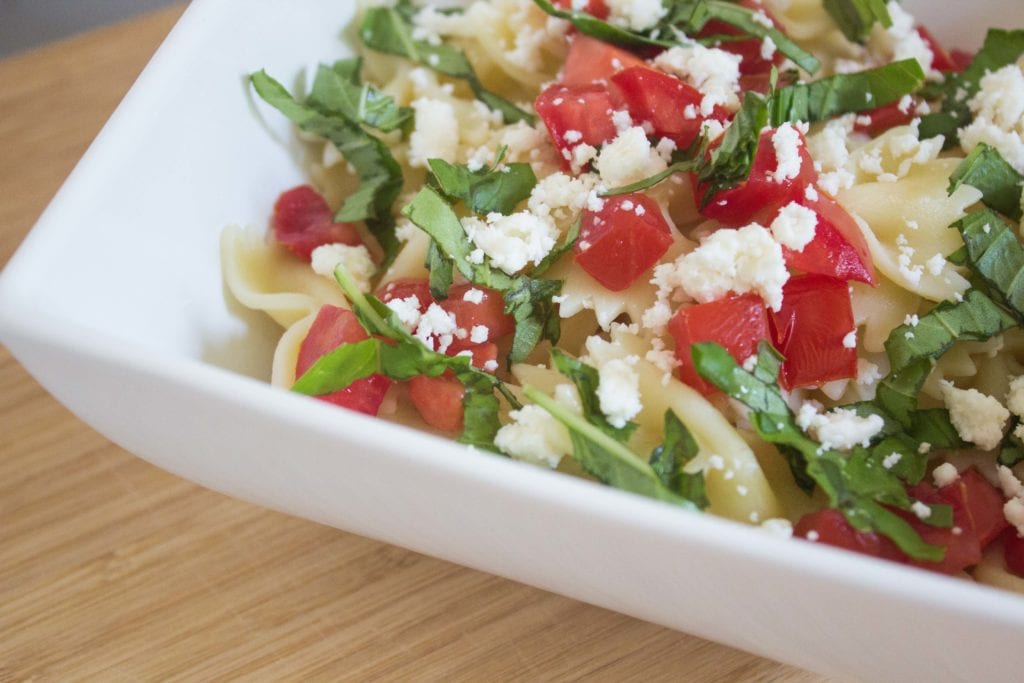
[524,387,698,509]
[603,160,698,197]
[949,143,1024,221]
[769,59,925,124]
[1000,425,1024,467]
[549,349,637,442]
[532,215,581,277]
[649,410,710,509]
[360,6,534,124]
[426,239,453,300]
[427,156,537,216]
[822,0,892,44]
[875,290,1017,425]
[402,187,564,363]
[291,338,380,396]
[696,89,770,205]
[692,341,946,560]
[531,0,671,49]
[309,59,413,134]
[701,1,821,74]
[250,69,403,262]
[952,209,1024,318]
[918,29,1024,146]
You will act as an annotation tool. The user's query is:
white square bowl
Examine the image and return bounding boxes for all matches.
[2,1,1023,680]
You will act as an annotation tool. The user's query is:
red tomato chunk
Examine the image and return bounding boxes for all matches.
[574,193,673,291]
[698,0,787,76]
[853,101,917,137]
[273,185,362,261]
[611,66,727,149]
[795,509,904,562]
[769,274,856,390]
[1006,531,1024,577]
[296,305,392,416]
[780,191,876,285]
[535,83,619,172]
[562,34,644,87]
[408,374,465,433]
[695,127,817,226]
[669,293,770,394]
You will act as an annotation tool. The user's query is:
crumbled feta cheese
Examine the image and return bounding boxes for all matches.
[462,211,559,275]
[797,403,885,450]
[760,35,777,61]
[569,143,599,174]
[652,45,742,115]
[867,2,939,80]
[310,243,376,293]
[769,123,804,184]
[769,201,818,251]
[904,314,919,327]
[528,172,603,220]
[666,224,790,311]
[911,501,932,520]
[596,356,642,429]
[932,462,960,488]
[1005,498,1024,536]
[409,98,459,168]
[462,288,485,304]
[939,380,1010,451]
[596,126,668,188]
[495,404,570,468]
[610,109,633,133]
[605,0,667,31]
[413,302,458,352]
[856,359,882,385]
[882,452,902,469]
[1006,375,1024,418]
[959,60,1024,172]
[925,253,947,276]
[564,129,583,143]
[998,464,1024,499]
[842,330,857,349]
[469,325,489,344]
[385,295,423,332]
[804,185,819,202]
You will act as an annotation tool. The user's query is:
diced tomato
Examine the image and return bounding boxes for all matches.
[465,342,499,370]
[852,100,917,137]
[408,373,464,432]
[611,66,728,149]
[738,69,796,95]
[563,34,645,86]
[441,284,515,355]
[902,482,982,574]
[376,278,433,307]
[695,127,817,226]
[668,293,771,393]
[535,83,620,172]
[780,192,875,285]
[950,49,973,73]
[574,193,673,291]
[916,26,957,72]
[939,467,1009,548]
[1006,531,1024,577]
[273,185,362,261]
[795,509,905,562]
[552,0,609,20]
[699,0,786,75]
[296,305,392,416]
[768,274,857,390]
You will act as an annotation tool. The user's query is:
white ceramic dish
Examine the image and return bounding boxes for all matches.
[2,1,1023,680]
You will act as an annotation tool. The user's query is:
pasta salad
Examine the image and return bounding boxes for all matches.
[223,0,1024,592]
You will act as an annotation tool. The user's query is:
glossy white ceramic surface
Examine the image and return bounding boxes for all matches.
[2,2,1023,680]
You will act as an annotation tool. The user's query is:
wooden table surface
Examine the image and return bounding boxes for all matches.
[0,7,830,681]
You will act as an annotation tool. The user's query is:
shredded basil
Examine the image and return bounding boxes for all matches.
[550,349,637,442]
[948,144,1024,221]
[250,69,404,263]
[360,6,534,124]
[693,341,948,561]
[822,0,892,44]
[427,155,537,216]
[952,209,1024,319]
[649,410,710,509]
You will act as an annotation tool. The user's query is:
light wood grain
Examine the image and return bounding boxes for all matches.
[0,6,831,681]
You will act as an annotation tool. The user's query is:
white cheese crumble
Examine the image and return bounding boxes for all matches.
[796,403,885,451]
[385,295,423,332]
[414,302,459,353]
[1007,375,1024,418]
[882,452,902,469]
[1006,498,1024,537]
[769,201,818,251]
[310,243,376,293]
[469,325,490,344]
[596,126,668,188]
[409,98,459,168]
[939,380,1010,451]
[462,211,558,275]
[659,224,789,312]
[911,501,932,520]
[495,404,570,468]
[652,44,742,115]
[932,462,960,488]
[462,288,485,304]
[842,330,857,349]
[770,123,804,183]
[528,172,604,219]
[596,356,643,429]
[605,0,667,31]
[959,60,1024,173]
